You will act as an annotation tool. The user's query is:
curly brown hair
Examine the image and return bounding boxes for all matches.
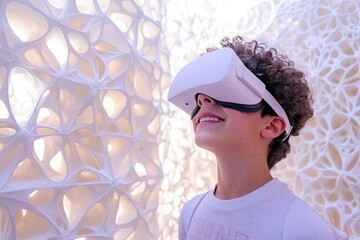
[207,36,314,169]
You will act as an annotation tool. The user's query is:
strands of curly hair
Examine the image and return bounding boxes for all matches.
[207,36,314,169]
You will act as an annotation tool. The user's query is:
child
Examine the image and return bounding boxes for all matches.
[168,36,348,240]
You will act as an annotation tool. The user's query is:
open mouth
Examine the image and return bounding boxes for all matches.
[199,116,224,123]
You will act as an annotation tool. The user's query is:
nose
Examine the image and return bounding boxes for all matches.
[197,94,216,107]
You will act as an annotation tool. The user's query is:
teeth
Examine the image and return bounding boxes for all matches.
[199,117,222,123]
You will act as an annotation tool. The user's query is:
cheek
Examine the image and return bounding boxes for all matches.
[192,119,197,132]
[224,109,262,137]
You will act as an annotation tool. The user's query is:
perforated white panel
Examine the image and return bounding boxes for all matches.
[0,0,168,239]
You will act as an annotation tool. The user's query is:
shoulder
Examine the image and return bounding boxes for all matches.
[180,191,208,223]
[179,191,209,240]
[283,198,348,240]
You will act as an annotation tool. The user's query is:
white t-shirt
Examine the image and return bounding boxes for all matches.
[179,178,348,240]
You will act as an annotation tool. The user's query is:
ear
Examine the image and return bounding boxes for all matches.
[260,116,286,139]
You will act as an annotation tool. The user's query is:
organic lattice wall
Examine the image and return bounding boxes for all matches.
[0,0,359,239]
[0,0,169,239]
[161,0,359,239]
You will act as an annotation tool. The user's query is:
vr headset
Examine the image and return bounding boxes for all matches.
[167,48,292,139]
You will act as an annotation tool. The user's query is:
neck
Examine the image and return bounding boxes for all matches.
[214,151,272,200]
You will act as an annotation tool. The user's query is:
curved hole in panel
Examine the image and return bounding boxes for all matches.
[110,13,132,32]
[0,206,11,240]
[28,189,55,205]
[134,163,147,177]
[106,137,130,159]
[6,2,48,42]
[76,228,94,235]
[15,208,54,239]
[33,72,52,83]
[351,119,360,139]
[74,142,103,170]
[79,58,94,79]
[11,158,43,182]
[339,41,355,56]
[37,107,61,127]
[339,2,357,14]
[344,191,354,202]
[73,85,91,97]
[47,151,67,181]
[24,49,47,67]
[93,54,106,79]
[117,154,131,179]
[76,0,96,14]
[133,101,152,117]
[75,128,95,137]
[130,181,146,196]
[136,26,145,51]
[0,100,9,119]
[63,187,92,226]
[0,142,26,179]
[103,192,120,229]
[122,0,138,14]
[302,130,315,141]
[127,28,135,43]
[114,227,134,240]
[141,44,158,61]
[56,218,62,228]
[59,87,80,125]
[97,0,111,12]
[68,52,79,68]
[324,178,337,191]
[328,143,342,169]
[107,55,129,78]
[79,135,103,153]
[133,70,152,99]
[113,191,119,201]
[74,170,101,183]
[103,90,127,119]
[88,18,104,42]
[80,202,105,228]
[9,67,46,126]
[142,21,160,40]
[0,127,16,136]
[45,28,69,70]
[68,32,89,54]
[48,0,69,9]
[117,118,132,135]
[102,24,131,52]
[341,57,356,69]
[34,138,46,162]
[116,196,138,225]
[0,66,6,88]
[304,168,319,179]
[95,41,120,53]
[132,219,151,239]
[50,151,66,172]
[35,127,57,135]
[147,115,160,135]
[345,64,358,80]
[108,123,118,132]
[346,153,358,172]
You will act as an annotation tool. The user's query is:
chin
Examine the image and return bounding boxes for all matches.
[194,134,220,152]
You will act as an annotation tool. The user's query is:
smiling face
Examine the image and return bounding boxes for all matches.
[192,94,267,155]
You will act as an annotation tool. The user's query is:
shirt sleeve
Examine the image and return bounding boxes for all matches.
[178,209,187,240]
[283,198,349,240]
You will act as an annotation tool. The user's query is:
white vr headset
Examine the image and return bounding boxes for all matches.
[167,48,293,139]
